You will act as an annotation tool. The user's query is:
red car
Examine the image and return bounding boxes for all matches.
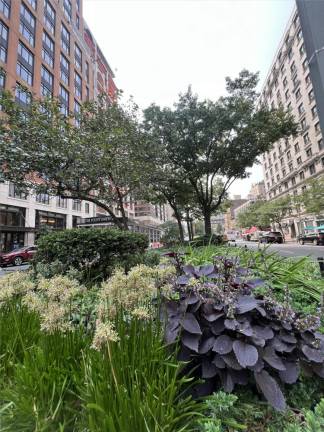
[0,246,37,267]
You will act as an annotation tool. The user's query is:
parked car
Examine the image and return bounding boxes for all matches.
[297,232,324,245]
[0,246,37,267]
[259,231,283,244]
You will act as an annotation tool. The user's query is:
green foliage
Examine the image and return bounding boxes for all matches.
[144,70,297,235]
[160,220,181,246]
[34,228,148,283]
[300,176,324,216]
[0,92,148,230]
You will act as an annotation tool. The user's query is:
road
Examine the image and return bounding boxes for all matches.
[234,240,324,259]
[0,263,30,279]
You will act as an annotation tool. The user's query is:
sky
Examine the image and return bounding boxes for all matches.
[83,0,295,198]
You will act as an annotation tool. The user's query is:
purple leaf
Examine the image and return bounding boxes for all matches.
[254,370,286,412]
[236,295,258,314]
[220,370,234,392]
[224,319,238,330]
[203,312,224,322]
[262,347,286,371]
[222,352,242,370]
[183,264,195,275]
[250,336,266,347]
[245,278,264,288]
[279,362,299,384]
[181,313,202,335]
[199,336,215,354]
[301,345,324,363]
[211,319,225,335]
[165,322,180,344]
[238,322,253,337]
[279,331,297,344]
[248,356,264,372]
[233,340,258,367]
[202,360,218,378]
[213,335,233,355]
[185,294,200,305]
[177,275,190,285]
[199,264,215,276]
[271,337,292,353]
[253,326,274,340]
[181,331,200,352]
[212,353,226,369]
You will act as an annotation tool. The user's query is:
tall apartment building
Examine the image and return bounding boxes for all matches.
[0,0,120,251]
[260,3,324,240]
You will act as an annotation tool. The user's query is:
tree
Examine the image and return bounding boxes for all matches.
[236,200,267,229]
[0,92,147,230]
[160,221,181,245]
[144,70,297,236]
[257,196,293,241]
[300,177,324,216]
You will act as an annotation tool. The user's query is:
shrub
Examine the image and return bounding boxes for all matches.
[191,235,224,247]
[162,255,324,411]
[34,228,148,282]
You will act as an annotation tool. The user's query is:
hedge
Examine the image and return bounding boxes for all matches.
[34,228,148,282]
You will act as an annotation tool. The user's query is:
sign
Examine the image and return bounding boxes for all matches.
[78,216,125,225]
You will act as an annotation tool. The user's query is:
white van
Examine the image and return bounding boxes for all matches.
[226,230,239,242]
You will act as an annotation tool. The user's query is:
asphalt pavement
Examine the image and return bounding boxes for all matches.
[0,263,30,279]
[234,240,324,259]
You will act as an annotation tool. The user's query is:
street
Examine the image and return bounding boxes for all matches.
[235,240,324,259]
[0,264,30,279]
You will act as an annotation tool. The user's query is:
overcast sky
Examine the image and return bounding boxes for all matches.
[83,0,295,198]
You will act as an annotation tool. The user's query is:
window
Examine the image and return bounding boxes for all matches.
[302,59,308,71]
[280,64,285,76]
[74,43,82,70]
[295,88,301,100]
[63,0,71,22]
[20,3,35,46]
[298,102,304,115]
[306,148,312,158]
[274,162,278,171]
[292,74,299,88]
[309,164,316,175]
[36,193,50,204]
[72,199,81,211]
[56,196,67,208]
[60,53,69,85]
[15,83,31,106]
[299,43,305,57]
[0,0,10,19]
[35,210,66,229]
[284,182,288,190]
[278,185,282,193]
[9,183,27,199]
[297,156,302,165]
[301,118,307,131]
[290,61,296,75]
[303,133,310,145]
[276,174,280,182]
[85,61,89,83]
[292,177,296,186]
[287,150,291,160]
[61,23,70,54]
[319,138,324,151]
[42,31,54,68]
[273,152,277,160]
[311,105,318,119]
[297,28,302,41]
[322,157,324,168]
[76,0,80,12]
[74,71,82,99]
[85,202,89,214]
[85,86,89,101]
[288,48,293,60]
[0,68,5,89]
[76,14,80,29]
[26,0,36,9]
[288,162,293,172]
[283,77,288,88]
[41,65,53,97]
[299,171,305,180]
[282,168,286,177]
[280,157,284,166]
[59,85,69,116]
[74,99,80,126]
[294,143,300,153]
[308,89,315,102]
[315,122,321,135]
[44,0,55,35]
[17,41,34,85]
[305,74,311,87]
[0,19,8,62]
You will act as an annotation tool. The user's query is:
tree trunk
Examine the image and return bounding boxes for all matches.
[173,209,184,242]
[278,223,285,243]
[204,211,212,237]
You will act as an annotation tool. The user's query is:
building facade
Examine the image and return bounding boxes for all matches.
[0,0,173,251]
[260,4,324,240]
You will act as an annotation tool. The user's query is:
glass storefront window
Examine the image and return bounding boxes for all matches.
[35,210,66,230]
[0,204,26,226]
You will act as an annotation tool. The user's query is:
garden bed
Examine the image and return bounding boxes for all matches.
[0,246,323,431]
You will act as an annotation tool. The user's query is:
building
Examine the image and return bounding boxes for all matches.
[234,181,265,221]
[260,3,324,240]
[0,0,168,251]
[224,198,248,231]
